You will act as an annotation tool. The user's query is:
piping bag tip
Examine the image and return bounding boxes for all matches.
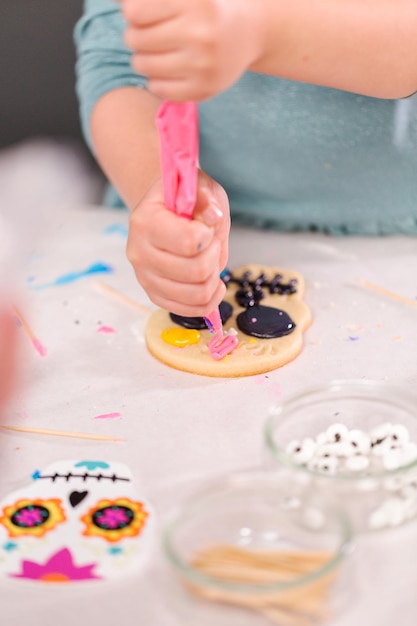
[157,101,237,360]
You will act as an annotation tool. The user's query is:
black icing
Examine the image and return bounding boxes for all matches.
[169,300,233,330]
[226,270,298,296]
[168,269,298,339]
[236,305,296,339]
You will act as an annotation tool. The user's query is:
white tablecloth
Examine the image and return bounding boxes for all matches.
[1,204,417,626]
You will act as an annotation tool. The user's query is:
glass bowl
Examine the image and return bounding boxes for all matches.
[163,470,353,626]
[264,380,417,532]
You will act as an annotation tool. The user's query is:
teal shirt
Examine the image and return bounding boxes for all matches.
[74,0,417,235]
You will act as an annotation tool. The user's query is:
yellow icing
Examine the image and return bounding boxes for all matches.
[161,327,201,347]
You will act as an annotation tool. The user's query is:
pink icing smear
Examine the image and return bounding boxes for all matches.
[32,338,47,357]
[97,325,116,334]
[93,412,122,420]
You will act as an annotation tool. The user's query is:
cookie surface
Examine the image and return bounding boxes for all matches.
[145,264,312,377]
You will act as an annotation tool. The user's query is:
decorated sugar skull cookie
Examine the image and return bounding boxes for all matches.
[0,460,154,584]
[145,264,312,377]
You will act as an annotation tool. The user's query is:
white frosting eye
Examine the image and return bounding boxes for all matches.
[389,424,410,446]
[285,438,317,464]
[314,443,340,458]
[316,432,328,446]
[313,456,339,474]
[383,448,407,471]
[345,454,370,472]
[370,422,393,443]
[371,437,393,457]
[346,429,371,455]
[335,441,358,457]
[325,423,349,443]
[285,421,417,530]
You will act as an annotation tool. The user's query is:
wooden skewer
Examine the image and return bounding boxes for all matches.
[357,279,417,309]
[0,425,126,442]
[195,545,330,570]
[186,545,337,625]
[12,307,47,356]
[92,280,152,314]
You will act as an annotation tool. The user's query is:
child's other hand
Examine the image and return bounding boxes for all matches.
[121,0,264,101]
[127,171,230,317]
[0,309,17,413]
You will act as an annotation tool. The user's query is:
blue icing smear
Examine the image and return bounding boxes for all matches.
[31,262,113,290]
[74,461,110,470]
[104,224,128,238]
[3,542,18,552]
[108,546,123,555]
[32,470,41,480]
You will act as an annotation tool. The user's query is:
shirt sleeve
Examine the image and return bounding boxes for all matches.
[74,0,147,152]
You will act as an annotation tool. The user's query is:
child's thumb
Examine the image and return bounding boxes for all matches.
[193,171,225,227]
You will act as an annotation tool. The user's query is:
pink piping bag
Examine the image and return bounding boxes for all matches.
[156,102,238,360]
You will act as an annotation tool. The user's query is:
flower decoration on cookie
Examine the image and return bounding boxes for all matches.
[0,498,66,538]
[80,498,148,543]
[10,547,100,582]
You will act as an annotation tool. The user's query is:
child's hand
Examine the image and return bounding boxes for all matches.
[0,309,17,413]
[120,0,264,101]
[127,171,230,317]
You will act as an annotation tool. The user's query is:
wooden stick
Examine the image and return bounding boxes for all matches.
[92,280,152,314]
[0,425,126,442]
[357,279,417,309]
[186,544,337,624]
[13,307,47,356]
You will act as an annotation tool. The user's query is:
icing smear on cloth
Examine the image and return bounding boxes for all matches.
[32,262,113,290]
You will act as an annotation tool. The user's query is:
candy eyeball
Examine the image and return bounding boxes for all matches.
[314,443,340,459]
[325,423,349,443]
[345,454,370,472]
[316,432,328,446]
[370,422,393,444]
[383,448,405,471]
[371,437,393,457]
[280,418,417,530]
[285,438,316,464]
[346,429,371,455]
[390,424,410,446]
[312,456,339,475]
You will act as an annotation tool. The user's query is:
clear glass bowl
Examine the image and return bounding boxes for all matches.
[163,470,353,626]
[264,380,417,532]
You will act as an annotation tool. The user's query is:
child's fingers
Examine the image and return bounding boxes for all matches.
[146,238,222,284]
[124,22,181,54]
[130,201,219,258]
[143,266,220,306]
[121,0,180,28]
[146,276,227,318]
[132,51,191,82]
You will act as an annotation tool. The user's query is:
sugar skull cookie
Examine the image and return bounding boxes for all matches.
[145,264,312,377]
[0,460,154,584]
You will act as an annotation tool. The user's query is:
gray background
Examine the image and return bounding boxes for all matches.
[0,1,84,148]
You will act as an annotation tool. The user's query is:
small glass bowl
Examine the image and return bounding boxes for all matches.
[163,470,353,626]
[264,380,417,532]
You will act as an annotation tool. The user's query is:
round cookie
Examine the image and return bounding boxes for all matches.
[145,264,312,377]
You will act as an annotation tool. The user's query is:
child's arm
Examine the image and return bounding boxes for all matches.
[90,87,229,316]
[75,3,229,315]
[120,0,417,101]
[251,0,417,100]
